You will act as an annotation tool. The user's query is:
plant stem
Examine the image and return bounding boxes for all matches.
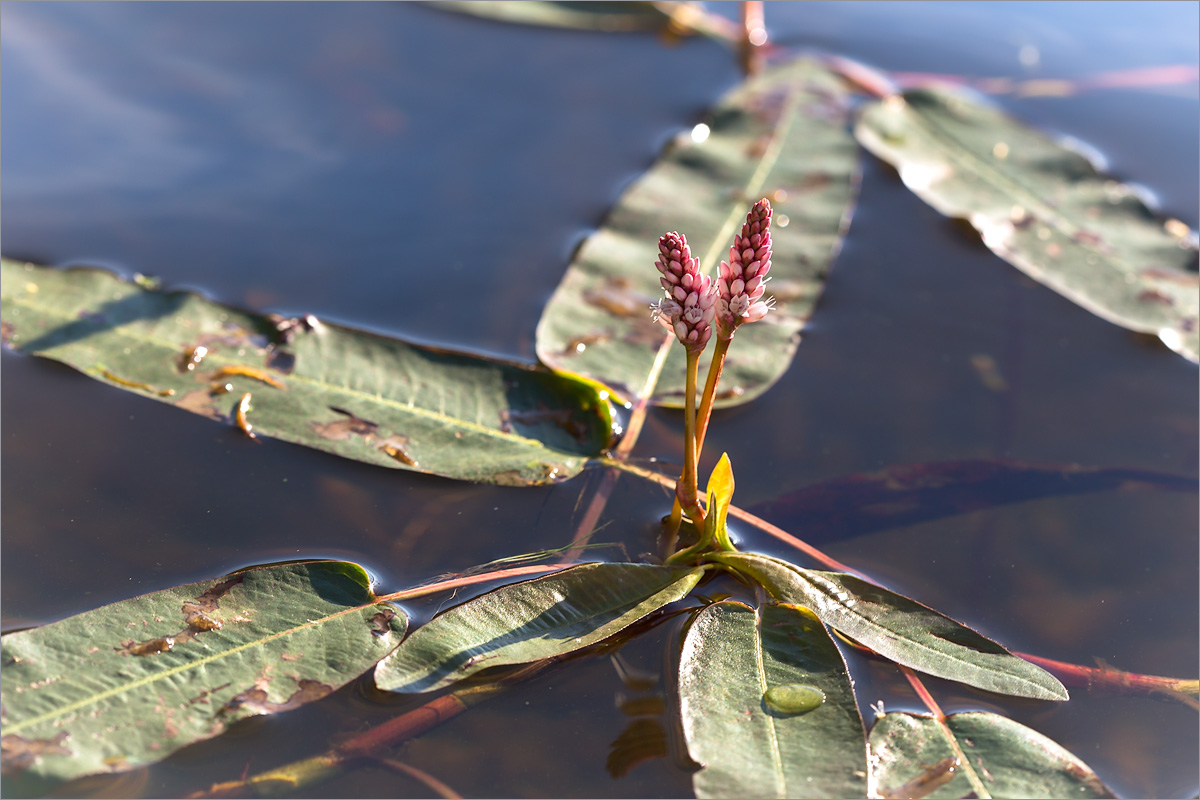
[1015,652,1200,709]
[606,456,865,576]
[680,347,704,524]
[899,666,992,800]
[739,0,766,76]
[694,333,732,458]
[194,662,555,798]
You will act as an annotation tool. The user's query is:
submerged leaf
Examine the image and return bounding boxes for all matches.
[678,602,867,799]
[713,552,1068,701]
[0,260,612,485]
[0,562,406,791]
[856,87,1199,362]
[375,563,702,694]
[869,710,1115,799]
[536,57,859,408]
[430,0,735,42]
[749,459,1197,546]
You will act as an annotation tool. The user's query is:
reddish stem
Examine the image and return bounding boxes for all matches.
[1015,652,1199,709]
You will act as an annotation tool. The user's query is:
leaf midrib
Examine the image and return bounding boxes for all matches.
[730,554,1057,698]
[4,595,389,735]
[644,64,808,402]
[894,93,1132,274]
[753,607,788,798]
[4,291,559,451]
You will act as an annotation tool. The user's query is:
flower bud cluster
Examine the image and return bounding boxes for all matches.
[716,197,775,337]
[651,231,717,351]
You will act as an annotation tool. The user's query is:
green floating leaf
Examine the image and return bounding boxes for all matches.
[0,562,406,792]
[0,259,612,486]
[434,1,666,31]
[536,58,860,408]
[856,87,1199,362]
[678,601,867,799]
[714,552,1068,701]
[431,1,736,42]
[869,710,1115,799]
[376,563,702,694]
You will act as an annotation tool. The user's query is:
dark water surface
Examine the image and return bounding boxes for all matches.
[2,2,1196,798]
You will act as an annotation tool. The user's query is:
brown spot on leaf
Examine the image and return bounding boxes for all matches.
[194,324,270,354]
[379,436,418,467]
[562,332,611,356]
[312,407,379,441]
[117,636,175,656]
[177,389,226,421]
[877,757,958,800]
[178,345,209,373]
[265,313,321,345]
[583,278,656,317]
[100,369,175,397]
[0,321,15,347]
[501,407,594,446]
[1,732,72,773]
[1141,267,1200,286]
[182,575,243,631]
[188,683,232,705]
[1137,289,1175,306]
[220,678,333,716]
[211,365,287,390]
[280,653,303,662]
[233,393,257,439]
[265,347,296,374]
[369,608,398,636]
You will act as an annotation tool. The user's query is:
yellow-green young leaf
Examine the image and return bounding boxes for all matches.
[856,87,1199,362]
[678,602,867,799]
[535,58,860,408]
[713,552,1068,701]
[0,562,406,793]
[706,452,735,551]
[0,259,612,486]
[869,711,1115,799]
[375,563,703,694]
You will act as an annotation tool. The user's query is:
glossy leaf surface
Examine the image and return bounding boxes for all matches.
[536,58,859,407]
[856,87,1199,362]
[0,259,612,485]
[869,710,1114,799]
[714,552,1068,700]
[0,562,406,791]
[375,563,703,693]
[678,602,867,799]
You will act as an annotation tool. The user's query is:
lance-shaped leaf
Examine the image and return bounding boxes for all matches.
[678,601,867,799]
[0,562,406,792]
[0,259,612,486]
[535,58,859,408]
[869,710,1114,799]
[856,87,1199,362]
[375,563,702,693]
[713,552,1067,701]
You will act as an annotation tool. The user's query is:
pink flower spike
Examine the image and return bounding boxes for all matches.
[715,198,775,338]
[650,231,716,351]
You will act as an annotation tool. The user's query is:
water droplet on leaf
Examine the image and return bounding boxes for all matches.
[763,684,825,714]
